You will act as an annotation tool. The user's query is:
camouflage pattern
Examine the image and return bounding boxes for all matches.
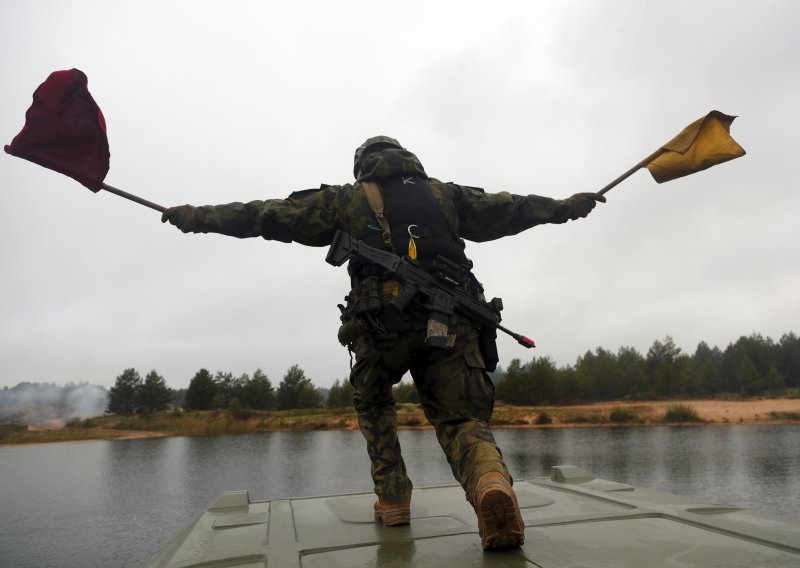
[353,136,404,178]
[349,305,509,504]
[178,149,576,243]
[163,144,598,506]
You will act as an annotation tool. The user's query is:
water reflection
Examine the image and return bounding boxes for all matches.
[1,425,799,568]
[376,540,417,563]
[494,425,800,519]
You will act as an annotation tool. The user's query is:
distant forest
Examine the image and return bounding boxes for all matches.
[2,332,798,423]
[493,332,799,406]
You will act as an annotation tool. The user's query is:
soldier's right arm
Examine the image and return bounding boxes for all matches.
[447,183,605,242]
[161,185,350,247]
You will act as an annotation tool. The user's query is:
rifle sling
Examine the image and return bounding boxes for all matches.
[361,181,392,247]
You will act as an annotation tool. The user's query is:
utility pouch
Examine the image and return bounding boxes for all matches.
[337,317,370,347]
[479,326,500,372]
[353,276,382,315]
[426,318,456,349]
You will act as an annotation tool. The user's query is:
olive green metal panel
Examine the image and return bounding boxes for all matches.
[530,517,799,568]
[143,466,800,568]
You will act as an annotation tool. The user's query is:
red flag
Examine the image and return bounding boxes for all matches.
[5,69,110,192]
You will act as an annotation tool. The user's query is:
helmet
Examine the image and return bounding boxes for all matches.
[353,135,403,178]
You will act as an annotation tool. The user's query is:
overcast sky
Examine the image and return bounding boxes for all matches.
[1,0,798,391]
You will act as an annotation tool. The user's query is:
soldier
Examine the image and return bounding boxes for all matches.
[162,136,604,550]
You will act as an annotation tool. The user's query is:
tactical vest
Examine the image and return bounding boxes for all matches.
[354,175,470,268]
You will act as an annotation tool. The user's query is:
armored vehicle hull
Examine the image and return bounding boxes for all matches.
[143,465,800,567]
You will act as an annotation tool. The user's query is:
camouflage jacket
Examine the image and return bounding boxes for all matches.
[188,149,574,246]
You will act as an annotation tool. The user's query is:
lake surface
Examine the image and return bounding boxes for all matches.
[1,425,799,567]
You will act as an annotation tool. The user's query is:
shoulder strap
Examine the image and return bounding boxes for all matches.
[361,181,392,246]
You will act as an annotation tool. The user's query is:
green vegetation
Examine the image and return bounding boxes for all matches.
[494,332,800,406]
[0,421,27,439]
[768,411,800,420]
[139,371,172,413]
[276,365,322,409]
[567,413,604,424]
[181,367,279,412]
[609,407,639,423]
[65,417,99,428]
[393,381,420,404]
[185,369,219,410]
[327,379,353,408]
[107,368,172,415]
[106,368,141,415]
[3,330,798,440]
[663,402,703,423]
[6,398,800,445]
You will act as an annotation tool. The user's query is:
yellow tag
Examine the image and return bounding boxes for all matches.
[408,236,417,260]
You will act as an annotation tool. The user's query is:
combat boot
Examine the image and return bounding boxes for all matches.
[373,500,411,526]
[472,472,525,550]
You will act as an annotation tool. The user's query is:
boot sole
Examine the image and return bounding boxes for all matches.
[476,485,525,550]
[374,506,410,526]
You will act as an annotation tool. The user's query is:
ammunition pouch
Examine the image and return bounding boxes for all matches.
[337,275,384,347]
[352,276,382,316]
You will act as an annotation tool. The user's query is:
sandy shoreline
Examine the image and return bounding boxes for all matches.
[508,398,800,427]
[3,398,799,446]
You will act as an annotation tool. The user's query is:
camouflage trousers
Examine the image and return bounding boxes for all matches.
[348,307,511,505]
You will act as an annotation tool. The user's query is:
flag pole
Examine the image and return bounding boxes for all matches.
[597,148,666,196]
[597,164,642,196]
[101,183,166,213]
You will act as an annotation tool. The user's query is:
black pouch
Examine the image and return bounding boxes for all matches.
[479,326,499,372]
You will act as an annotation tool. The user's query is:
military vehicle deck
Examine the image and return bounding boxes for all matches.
[143,465,800,567]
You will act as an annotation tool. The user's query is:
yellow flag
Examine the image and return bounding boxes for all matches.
[641,111,746,183]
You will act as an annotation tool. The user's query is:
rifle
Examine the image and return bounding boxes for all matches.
[325,231,534,368]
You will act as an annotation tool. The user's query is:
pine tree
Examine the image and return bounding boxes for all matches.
[185,369,217,410]
[106,368,142,415]
[778,333,800,388]
[214,371,235,408]
[277,365,321,409]
[327,379,354,408]
[137,370,172,413]
[392,380,420,404]
[245,368,275,410]
[495,358,525,404]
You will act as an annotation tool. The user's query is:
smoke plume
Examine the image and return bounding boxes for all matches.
[0,382,109,427]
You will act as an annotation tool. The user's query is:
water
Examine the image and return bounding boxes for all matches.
[1,425,799,567]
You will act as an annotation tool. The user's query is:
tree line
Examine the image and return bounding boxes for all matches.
[495,332,800,405]
[106,369,173,415]
[105,361,416,415]
[106,364,356,415]
[105,331,799,415]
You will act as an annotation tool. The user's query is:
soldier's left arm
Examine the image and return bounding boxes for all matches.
[444,183,578,242]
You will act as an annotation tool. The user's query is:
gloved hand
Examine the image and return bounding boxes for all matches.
[161,205,198,233]
[565,192,606,220]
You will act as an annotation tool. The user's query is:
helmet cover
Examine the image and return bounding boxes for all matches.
[353,135,403,178]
